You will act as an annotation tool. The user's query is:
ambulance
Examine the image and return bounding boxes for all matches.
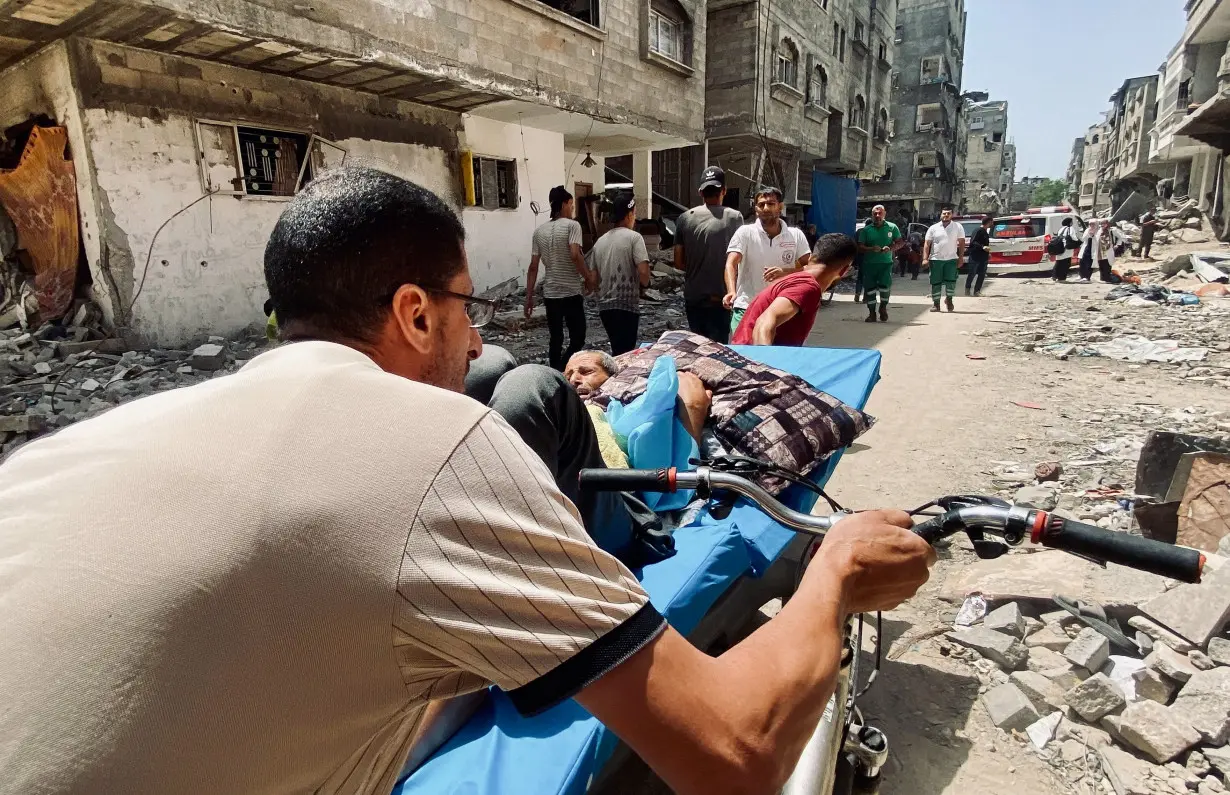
[988,205,1087,275]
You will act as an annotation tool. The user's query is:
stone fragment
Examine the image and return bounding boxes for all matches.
[946,627,1029,671]
[1027,625,1073,651]
[33,361,51,374]
[1129,615,1197,654]
[189,343,227,371]
[1028,645,1071,672]
[1065,672,1127,722]
[1010,670,1066,713]
[1204,745,1230,775]
[1022,617,1043,637]
[982,682,1040,731]
[1117,700,1201,763]
[1191,650,1217,671]
[0,414,43,434]
[1140,563,1230,648]
[80,379,101,393]
[1190,751,1211,778]
[1132,667,1179,705]
[1066,627,1112,672]
[1016,485,1059,510]
[1100,746,1154,795]
[1199,779,1225,795]
[1209,638,1230,667]
[985,602,1027,638]
[1172,668,1230,745]
[1148,643,1202,683]
[1026,710,1063,750]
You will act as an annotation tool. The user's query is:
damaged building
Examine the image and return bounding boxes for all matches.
[859,0,967,223]
[0,0,706,346]
[961,96,1010,215]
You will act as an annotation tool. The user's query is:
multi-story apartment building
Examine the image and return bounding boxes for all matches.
[1078,120,1113,215]
[1000,142,1017,208]
[1100,75,1160,208]
[859,0,967,223]
[1153,0,1230,234]
[1065,136,1086,205]
[961,97,1009,215]
[687,0,895,223]
[0,0,708,344]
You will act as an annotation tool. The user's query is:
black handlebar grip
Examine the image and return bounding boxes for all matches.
[578,468,677,493]
[1036,515,1205,584]
[912,516,949,545]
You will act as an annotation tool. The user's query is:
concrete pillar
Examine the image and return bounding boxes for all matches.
[632,150,653,220]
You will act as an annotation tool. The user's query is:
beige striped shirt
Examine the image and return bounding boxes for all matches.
[0,341,662,795]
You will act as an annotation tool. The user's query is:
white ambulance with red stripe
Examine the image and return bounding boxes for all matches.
[988,206,1087,274]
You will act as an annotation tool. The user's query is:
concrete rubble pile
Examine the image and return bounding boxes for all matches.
[941,520,1230,795]
[1119,200,1217,250]
[0,314,271,459]
[981,275,1230,390]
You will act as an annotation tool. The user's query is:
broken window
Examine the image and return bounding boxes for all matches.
[833,22,840,56]
[878,40,888,61]
[533,0,599,26]
[648,7,683,62]
[851,95,868,130]
[992,131,1004,143]
[775,39,799,87]
[194,120,346,198]
[1082,183,1094,196]
[808,65,828,107]
[916,103,943,132]
[921,55,944,84]
[470,156,519,210]
[915,151,938,179]
[853,20,865,43]
[876,107,890,140]
[839,28,846,62]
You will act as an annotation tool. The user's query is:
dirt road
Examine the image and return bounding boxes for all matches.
[813,270,1223,795]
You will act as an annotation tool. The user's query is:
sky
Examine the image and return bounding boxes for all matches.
[962,0,1187,180]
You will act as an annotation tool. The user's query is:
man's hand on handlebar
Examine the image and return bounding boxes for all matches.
[807,510,937,615]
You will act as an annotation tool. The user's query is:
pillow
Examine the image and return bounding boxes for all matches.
[589,331,875,492]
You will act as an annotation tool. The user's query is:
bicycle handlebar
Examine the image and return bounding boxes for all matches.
[578,467,1205,584]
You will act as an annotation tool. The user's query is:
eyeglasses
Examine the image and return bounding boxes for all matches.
[426,288,499,328]
[381,286,500,328]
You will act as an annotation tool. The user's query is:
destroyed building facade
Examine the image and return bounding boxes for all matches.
[962,97,1010,215]
[0,0,707,345]
[859,0,968,223]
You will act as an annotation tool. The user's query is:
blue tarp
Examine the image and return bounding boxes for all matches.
[395,345,883,795]
[806,171,861,238]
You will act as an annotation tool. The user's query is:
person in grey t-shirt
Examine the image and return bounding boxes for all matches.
[673,166,745,344]
[592,193,649,355]
[526,186,596,371]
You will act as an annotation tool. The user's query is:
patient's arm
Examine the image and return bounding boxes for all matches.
[676,372,713,444]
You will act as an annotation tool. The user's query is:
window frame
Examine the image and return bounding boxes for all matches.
[469,154,520,211]
[807,64,828,107]
[648,7,683,63]
[194,119,347,200]
[775,38,799,88]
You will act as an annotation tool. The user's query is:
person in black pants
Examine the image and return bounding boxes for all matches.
[592,193,650,356]
[1052,217,1078,282]
[525,186,596,370]
[964,216,993,296]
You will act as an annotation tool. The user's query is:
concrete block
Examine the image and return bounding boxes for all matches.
[946,627,1028,671]
[1209,637,1230,667]
[124,48,165,73]
[1026,625,1072,652]
[1131,666,1178,705]
[1128,615,1196,654]
[1205,745,1230,775]
[1027,646,1071,673]
[189,344,227,371]
[1009,670,1066,713]
[1116,700,1201,763]
[981,682,1039,732]
[1147,643,1201,683]
[1100,746,1155,795]
[985,602,1027,638]
[0,415,44,434]
[1064,672,1126,722]
[1140,562,1230,647]
[1172,668,1230,745]
[1065,627,1111,673]
[1026,711,1063,750]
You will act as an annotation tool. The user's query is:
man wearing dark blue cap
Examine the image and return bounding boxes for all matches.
[673,166,745,343]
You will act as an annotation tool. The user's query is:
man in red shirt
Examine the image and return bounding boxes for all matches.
[731,234,857,346]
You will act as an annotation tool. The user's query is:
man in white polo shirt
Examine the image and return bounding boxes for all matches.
[922,206,966,313]
[0,167,933,795]
[722,186,811,334]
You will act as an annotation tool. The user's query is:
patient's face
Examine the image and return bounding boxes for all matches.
[564,352,611,398]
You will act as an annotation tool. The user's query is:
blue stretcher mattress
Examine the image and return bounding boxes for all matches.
[395,345,883,795]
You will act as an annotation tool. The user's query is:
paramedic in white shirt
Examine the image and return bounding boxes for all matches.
[723,187,811,334]
[922,208,966,313]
